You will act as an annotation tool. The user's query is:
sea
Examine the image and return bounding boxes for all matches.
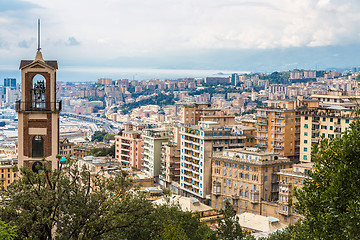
[0,66,247,83]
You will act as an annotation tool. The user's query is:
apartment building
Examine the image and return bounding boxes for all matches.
[159,142,181,190]
[59,138,75,157]
[179,121,247,201]
[181,103,235,126]
[211,148,292,219]
[143,129,170,177]
[299,106,355,162]
[278,162,313,224]
[310,89,360,109]
[0,158,18,190]
[115,131,144,168]
[255,100,300,160]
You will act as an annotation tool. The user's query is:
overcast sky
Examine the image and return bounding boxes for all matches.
[1,0,360,81]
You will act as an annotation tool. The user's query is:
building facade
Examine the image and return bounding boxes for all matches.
[115,130,144,168]
[179,121,247,201]
[17,49,61,171]
[255,100,300,160]
[159,142,180,189]
[143,129,170,177]
[299,107,355,162]
[211,149,292,215]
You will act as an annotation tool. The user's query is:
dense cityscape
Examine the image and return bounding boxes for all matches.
[2,0,360,239]
[1,61,360,238]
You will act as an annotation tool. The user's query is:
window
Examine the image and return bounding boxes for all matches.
[304,147,308,152]
[304,124,308,128]
[330,126,333,130]
[330,118,333,122]
[304,140,308,144]
[32,136,44,157]
[303,155,307,160]
[346,119,350,123]
[304,132,308,136]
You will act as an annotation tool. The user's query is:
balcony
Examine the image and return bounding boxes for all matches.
[274,123,285,127]
[255,114,267,118]
[274,115,285,119]
[311,138,319,143]
[256,122,268,126]
[255,143,267,148]
[232,194,239,199]
[16,100,62,113]
[255,136,268,140]
[274,138,283,142]
[273,145,284,150]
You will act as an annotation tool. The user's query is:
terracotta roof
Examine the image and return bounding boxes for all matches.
[19,60,58,69]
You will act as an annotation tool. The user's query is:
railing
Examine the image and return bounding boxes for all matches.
[273,145,284,150]
[16,100,62,112]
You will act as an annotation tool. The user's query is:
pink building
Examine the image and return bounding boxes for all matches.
[115,131,144,169]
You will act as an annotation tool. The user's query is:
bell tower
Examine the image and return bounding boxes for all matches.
[16,20,61,171]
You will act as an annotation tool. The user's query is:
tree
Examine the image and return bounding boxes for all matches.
[217,200,247,240]
[0,160,217,240]
[0,221,17,240]
[152,200,217,240]
[0,160,154,239]
[268,118,360,240]
[91,131,107,142]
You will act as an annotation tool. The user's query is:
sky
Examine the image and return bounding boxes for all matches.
[1,0,360,81]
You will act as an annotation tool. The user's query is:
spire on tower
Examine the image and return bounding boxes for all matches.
[37,19,41,51]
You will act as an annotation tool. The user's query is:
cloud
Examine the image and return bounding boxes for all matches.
[66,37,80,46]
[18,40,32,48]
[1,0,360,71]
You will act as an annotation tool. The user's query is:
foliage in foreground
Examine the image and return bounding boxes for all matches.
[0,221,17,240]
[267,118,360,239]
[0,161,216,240]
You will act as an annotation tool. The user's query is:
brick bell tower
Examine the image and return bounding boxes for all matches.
[16,20,61,171]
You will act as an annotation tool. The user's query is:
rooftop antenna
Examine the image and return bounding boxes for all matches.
[37,19,41,51]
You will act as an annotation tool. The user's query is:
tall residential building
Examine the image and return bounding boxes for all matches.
[255,100,300,160]
[299,107,355,162]
[180,121,247,201]
[211,148,292,217]
[159,142,180,190]
[143,129,170,177]
[115,131,144,169]
[181,103,235,126]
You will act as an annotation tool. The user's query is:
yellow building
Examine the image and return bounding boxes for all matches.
[300,106,355,162]
[278,162,313,224]
[181,103,235,126]
[211,148,292,219]
[211,148,312,225]
[59,138,75,157]
[0,158,18,190]
[255,100,300,160]
[159,142,180,189]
